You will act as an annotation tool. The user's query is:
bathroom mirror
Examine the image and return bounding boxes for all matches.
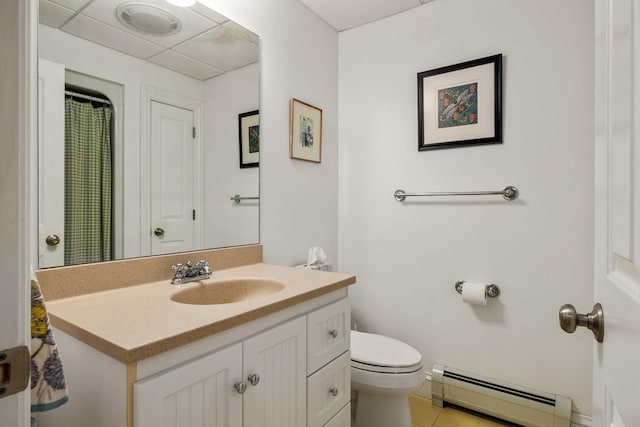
[37,0,260,268]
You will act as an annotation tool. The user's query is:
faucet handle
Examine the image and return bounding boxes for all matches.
[171,263,185,279]
[196,260,212,275]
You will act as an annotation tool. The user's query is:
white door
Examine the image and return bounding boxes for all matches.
[150,101,196,255]
[0,0,33,424]
[243,317,307,427]
[37,58,65,268]
[592,0,640,425]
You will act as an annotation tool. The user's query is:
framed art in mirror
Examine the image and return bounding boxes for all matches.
[289,98,322,163]
[239,110,260,168]
[417,54,502,151]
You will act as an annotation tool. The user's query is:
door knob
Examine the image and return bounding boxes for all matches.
[154,228,165,237]
[559,303,604,343]
[45,234,61,246]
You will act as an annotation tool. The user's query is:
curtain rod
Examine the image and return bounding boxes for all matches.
[65,90,112,106]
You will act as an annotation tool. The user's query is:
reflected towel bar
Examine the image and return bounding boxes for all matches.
[230,194,260,204]
[394,186,519,202]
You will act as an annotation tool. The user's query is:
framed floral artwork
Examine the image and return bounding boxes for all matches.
[417,54,502,151]
[238,110,259,168]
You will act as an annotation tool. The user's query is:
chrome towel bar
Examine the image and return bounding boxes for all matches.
[230,194,260,204]
[394,186,519,202]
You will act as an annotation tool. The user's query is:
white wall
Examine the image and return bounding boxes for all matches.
[203,63,260,249]
[199,0,340,268]
[338,0,595,415]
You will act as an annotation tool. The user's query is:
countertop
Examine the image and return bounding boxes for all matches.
[46,263,355,364]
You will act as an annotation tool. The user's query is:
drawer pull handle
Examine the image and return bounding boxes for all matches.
[247,373,260,386]
[328,329,338,338]
[234,381,247,394]
[329,387,339,397]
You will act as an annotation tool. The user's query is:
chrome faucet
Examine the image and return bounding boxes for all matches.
[171,260,212,285]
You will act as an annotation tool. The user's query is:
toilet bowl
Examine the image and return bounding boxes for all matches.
[350,330,423,427]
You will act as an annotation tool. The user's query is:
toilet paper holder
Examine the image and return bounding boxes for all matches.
[455,281,500,298]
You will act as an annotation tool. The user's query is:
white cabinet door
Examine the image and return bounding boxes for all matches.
[242,316,307,427]
[134,343,243,427]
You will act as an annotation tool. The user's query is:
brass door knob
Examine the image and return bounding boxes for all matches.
[45,234,61,246]
[154,228,165,237]
[559,303,604,343]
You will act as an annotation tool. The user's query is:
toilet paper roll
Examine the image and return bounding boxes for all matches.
[461,282,487,306]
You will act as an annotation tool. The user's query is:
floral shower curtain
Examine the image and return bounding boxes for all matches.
[64,98,113,265]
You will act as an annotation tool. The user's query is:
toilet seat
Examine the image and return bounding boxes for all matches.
[350,331,422,374]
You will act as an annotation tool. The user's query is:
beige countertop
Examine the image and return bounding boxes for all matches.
[46,263,355,364]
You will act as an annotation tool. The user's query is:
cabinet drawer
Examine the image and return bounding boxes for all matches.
[307,298,350,374]
[324,402,351,427]
[307,351,351,427]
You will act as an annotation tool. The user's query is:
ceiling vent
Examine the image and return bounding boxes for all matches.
[116,3,181,35]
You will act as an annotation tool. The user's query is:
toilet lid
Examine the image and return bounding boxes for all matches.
[350,330,422,373]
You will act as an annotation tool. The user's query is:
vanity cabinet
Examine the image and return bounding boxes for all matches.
[38,284,354,427]
[134,316,306,427]
[132,298,351,427]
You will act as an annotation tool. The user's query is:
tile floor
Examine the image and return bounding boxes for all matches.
[409,395,512,427]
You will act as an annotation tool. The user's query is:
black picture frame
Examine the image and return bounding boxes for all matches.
[417,54,502,151]
[238,110,259,168]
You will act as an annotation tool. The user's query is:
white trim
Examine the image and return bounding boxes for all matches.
[571,412,593,427]
[140,86,204,256]
[414,374,592,427]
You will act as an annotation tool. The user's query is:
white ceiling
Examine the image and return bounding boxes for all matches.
[38,0,259,81]
[300,0,432,32]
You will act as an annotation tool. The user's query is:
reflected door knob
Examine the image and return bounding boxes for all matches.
[559,303,604,343]
[154,228,165,237]
[45,234,61,246]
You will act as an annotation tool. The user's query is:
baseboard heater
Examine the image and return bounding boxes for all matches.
[432,364,571,427]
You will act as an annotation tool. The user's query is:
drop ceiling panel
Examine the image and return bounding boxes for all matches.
[148,50,224,80]
[50,0,93,11]
[174,22,259,72]
[39,0,75,28]
[62,13,166,59]
[39,0,259,81]
[189,2,228,24]
[300,0,423,31]
[80,0,218,48]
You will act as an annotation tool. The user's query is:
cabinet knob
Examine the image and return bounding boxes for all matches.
[328,329,338,338]
[247,373,260,386]
[234,381,247,394]
[329,387,339,397]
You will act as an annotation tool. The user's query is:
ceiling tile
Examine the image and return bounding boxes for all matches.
[300,0,423,31]
[50,0,93,12]
[39,0,75,28]
[189,2,228,24]
[62,13,165,60]
[148,50,224,81]
[80,0,219,49]
[173,22,259,72]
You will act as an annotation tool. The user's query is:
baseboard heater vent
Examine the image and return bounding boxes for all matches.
[432,364,571,427]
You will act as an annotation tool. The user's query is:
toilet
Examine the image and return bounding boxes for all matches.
[350,330,423,427]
